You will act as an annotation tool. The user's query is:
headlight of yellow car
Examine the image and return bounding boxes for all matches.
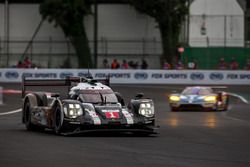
[204,96,216,102]
[169,95,180,102]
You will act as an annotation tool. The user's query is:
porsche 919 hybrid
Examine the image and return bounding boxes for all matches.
[21,77,157,135]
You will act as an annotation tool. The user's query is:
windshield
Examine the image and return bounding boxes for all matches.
[78,90,118,103]
[182,87,213,95]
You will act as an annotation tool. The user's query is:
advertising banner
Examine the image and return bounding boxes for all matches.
[0,68,250,85]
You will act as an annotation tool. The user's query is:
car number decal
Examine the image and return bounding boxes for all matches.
[104,112,120,119]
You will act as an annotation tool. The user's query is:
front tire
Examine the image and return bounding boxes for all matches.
[24,100,36,131]
[54,106,65,135]
[171,107,178,112]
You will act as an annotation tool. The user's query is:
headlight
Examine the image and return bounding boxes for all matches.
[139,103,154,117]
[204,96,216,102]
[169,95,180,102]
[64,103,83,118]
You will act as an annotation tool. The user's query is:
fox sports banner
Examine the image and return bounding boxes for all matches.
[0,68,250,85]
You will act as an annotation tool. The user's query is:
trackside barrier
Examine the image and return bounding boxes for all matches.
[0,68,250,85]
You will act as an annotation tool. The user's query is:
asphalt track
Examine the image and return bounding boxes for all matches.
[0,83,250,167]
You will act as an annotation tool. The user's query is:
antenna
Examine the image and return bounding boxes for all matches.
[87,63,93,79]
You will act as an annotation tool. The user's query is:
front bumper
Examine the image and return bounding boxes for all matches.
[61,124,159,135]
[170,102,217,111]
[61,117,158,135]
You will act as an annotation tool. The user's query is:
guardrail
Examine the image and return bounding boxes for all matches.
[0,68,250,85]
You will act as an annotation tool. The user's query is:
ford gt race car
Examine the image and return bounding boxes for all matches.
[169,86,229,111]
[21,76,157,135]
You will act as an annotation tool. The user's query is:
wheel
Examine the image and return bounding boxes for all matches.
[54,106,65,135]
[171,107,178,112]
[24,100,36,131]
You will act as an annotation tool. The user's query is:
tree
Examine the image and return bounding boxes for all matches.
[40,0,92,68]
[127,0,188,65]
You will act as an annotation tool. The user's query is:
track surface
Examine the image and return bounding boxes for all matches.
[0,83,250,167]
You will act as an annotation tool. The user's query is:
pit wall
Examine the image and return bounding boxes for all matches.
[0,68,249,85]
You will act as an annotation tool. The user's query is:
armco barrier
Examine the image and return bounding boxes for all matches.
[0,68,250,85]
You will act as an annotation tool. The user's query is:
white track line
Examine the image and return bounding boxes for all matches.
[0,108,22,116]
[228,93,249,104]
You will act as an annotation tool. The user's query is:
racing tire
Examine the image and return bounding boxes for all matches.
[33,92,48,106]
[54,106,65,135]
[171,107,178,112]
[24,100,38,131]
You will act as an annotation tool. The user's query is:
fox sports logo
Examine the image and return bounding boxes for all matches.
[209,73,224,80]
[134,72,148,80]
[5,71,19,79]
[190,73,204,81]
[60,72,74,79]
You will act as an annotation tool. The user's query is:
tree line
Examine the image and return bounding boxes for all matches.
[40,0,188,68]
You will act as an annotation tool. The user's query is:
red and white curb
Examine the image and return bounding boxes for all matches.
[0,89,22,94]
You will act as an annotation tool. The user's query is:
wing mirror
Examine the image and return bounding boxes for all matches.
[135,93,144,99]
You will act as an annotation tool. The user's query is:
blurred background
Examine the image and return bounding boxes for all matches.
[0,0,249,69]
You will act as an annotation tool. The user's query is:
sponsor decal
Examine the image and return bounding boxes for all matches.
[34,73,57,78]
[78,72,89,77]
[95,73,107,78]
[227,74,238,79]
[122,109,134,124]
[190,73,204,80]
[60,72,74,79]
[23,73,33,78]
[134,72,148,80]
[164,73,187,79]
[209,73,224,80]
[109,73,130,79]
[5,71,19,79]
[151,73,163,79]
[95,73,130,79]
[240,74,250,79]
[86,110,101,125]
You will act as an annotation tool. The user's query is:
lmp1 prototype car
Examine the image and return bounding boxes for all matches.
[21,77,157,135]
[169,86,229,111]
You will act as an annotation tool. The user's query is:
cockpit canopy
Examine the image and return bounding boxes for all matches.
[78,89,118,104]
[182,87,213,95]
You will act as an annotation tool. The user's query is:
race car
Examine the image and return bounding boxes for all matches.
[169,86,229,111]
[21,76,157,135]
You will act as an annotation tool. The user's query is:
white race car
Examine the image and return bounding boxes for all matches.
[169,86,229,111]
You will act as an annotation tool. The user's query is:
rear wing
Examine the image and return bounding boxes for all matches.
[22,76,110,98]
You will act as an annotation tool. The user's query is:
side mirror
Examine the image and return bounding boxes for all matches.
[135,93,144,99]
[115,92,125,106]
[51,93,60,98]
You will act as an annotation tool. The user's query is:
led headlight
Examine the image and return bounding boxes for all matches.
[169,95,180,102]
[204,96,216,102]
[65,103,83,118]
[139,103,154,117]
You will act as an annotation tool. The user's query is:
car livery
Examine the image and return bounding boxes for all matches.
[21,77,157,135]
[169,86,229,111]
